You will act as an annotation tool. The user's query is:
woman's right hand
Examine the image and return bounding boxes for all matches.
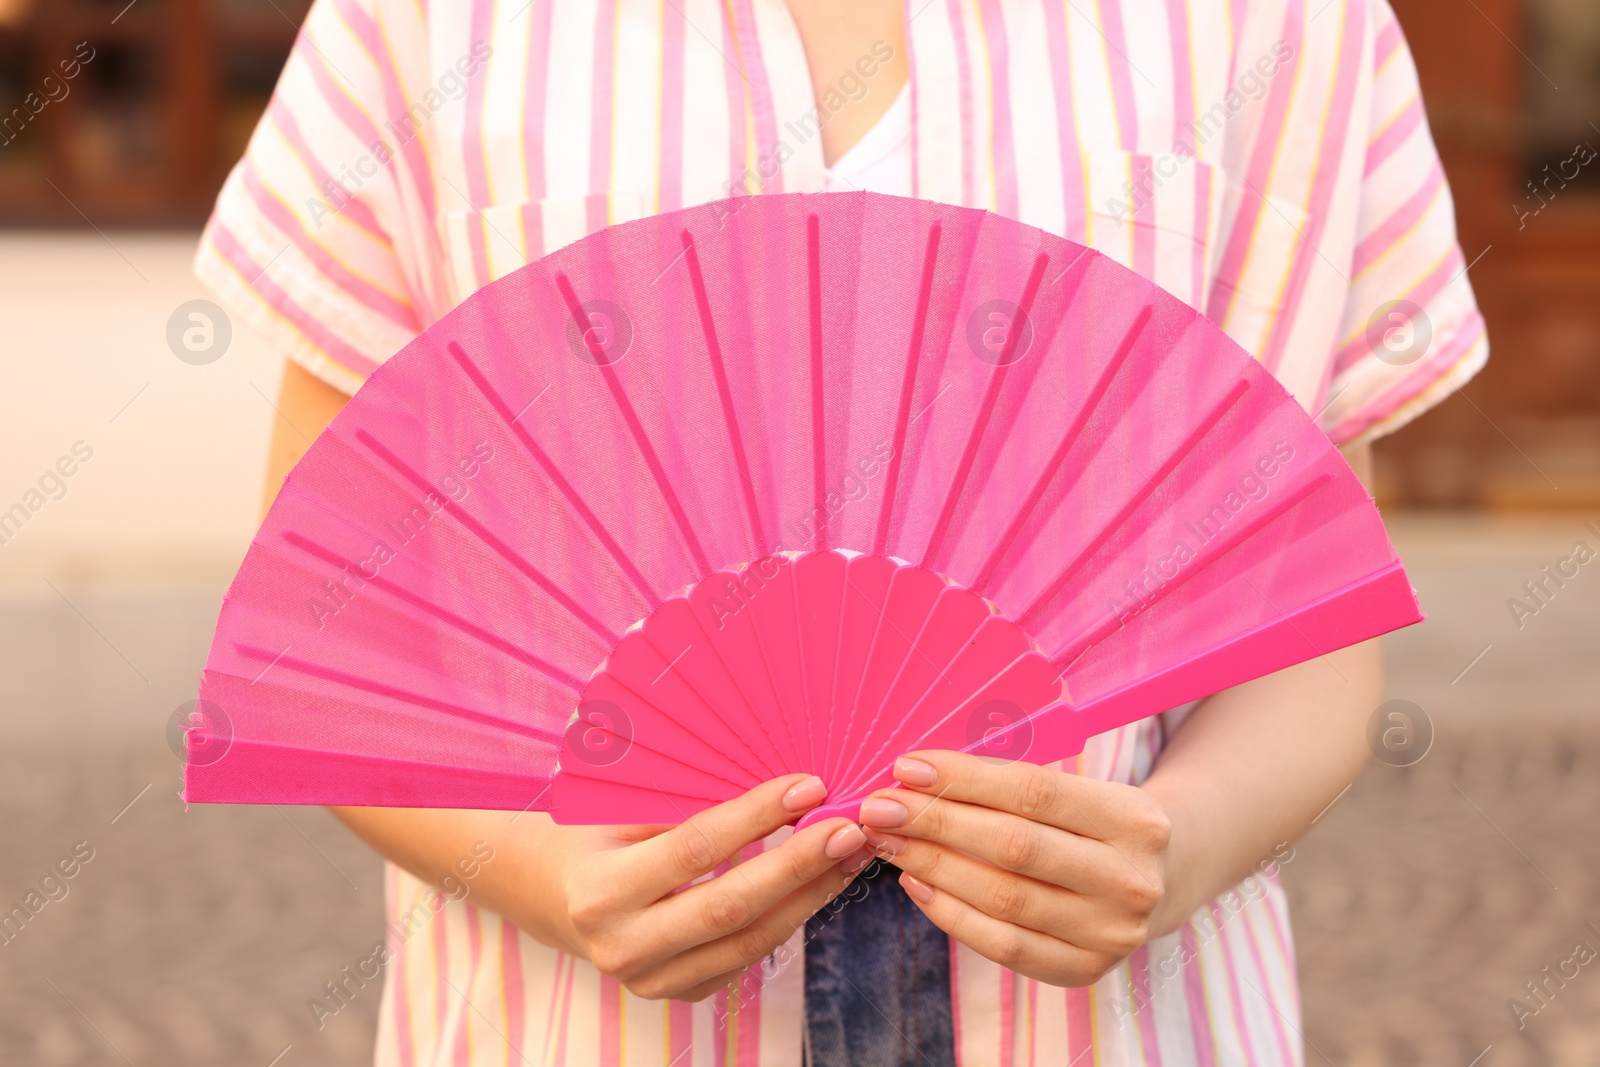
[545,774,870,1002]
[333,774,870,1003]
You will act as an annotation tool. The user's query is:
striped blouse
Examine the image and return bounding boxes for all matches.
[196,0,1487,1064]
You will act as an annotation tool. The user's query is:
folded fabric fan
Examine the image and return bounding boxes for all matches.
[185,191,1421,825]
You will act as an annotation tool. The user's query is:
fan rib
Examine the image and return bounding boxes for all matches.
[820,554,853,785]
[836,647,1040,798]
[354,429,619,646]
[740,558,811,771]
[1049,472,1337,672]
[807,213,827,540]
[791,552,842,774]
[683,578,800,775]
[565,674,755,796]
[446,341,660,606]
[835,568,946,786]
[681,230,769,559]
[971,306,1152,593]
[827,558,895,783]
[280,530,586,690]
[552,271,714,577]
[186,737,555,810]
[873,222,943,556]
[1034,561,1420,761]
[831,587,964,791]
[637,601,787,776]
[1017,378,1251,629]
[833,572,901,780]
[790,557,821,771]
[922,251,1051,569]
[232,643,566,745]
[632,631,775,780]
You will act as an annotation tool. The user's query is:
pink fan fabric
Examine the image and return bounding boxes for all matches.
[186,191,1419,820]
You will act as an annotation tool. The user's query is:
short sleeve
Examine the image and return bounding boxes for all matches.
[194,0,431,396]
[1317,0,1489,444]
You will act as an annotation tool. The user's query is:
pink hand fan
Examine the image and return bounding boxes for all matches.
[185,192,1421,825]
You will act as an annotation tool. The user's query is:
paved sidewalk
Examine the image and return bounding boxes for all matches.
[0,513,1595,1065]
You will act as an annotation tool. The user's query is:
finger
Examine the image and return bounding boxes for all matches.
[632,855,866,999]
[860,788,1125,895]
[890,750,1155,840]
[897,871,1119,988]
[866,830,1148,955]
[630,816,867,952]
[675,966,750,1004]
[624,773,831,904]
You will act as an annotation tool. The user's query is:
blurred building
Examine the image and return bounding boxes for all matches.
[2,0,1596,510]
[0,0,307,226]
[1385,0,1600,509]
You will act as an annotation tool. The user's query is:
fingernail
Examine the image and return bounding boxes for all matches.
[824,823,867,859]
[858,798,907,828]
[900,873,934,904]
[893,757,938,787]
[782,775,827,812]
[838,846,875,874]
[863,829,908,857]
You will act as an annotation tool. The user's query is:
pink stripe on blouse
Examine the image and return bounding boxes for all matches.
[1261,0,1369,375]
[268,96,390,243]
[588,0,618,235]
[1364,94,1425,178]
[659,0,687,213]
[977,0,1020,218]
[208,220,380,376]
[238,160,417,329]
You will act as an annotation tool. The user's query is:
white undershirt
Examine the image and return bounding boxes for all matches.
[821,84,912,196]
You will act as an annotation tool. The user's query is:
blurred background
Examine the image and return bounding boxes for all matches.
[0,0,1596,1064]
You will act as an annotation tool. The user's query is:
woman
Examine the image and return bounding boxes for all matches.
[197,0,1486,1062]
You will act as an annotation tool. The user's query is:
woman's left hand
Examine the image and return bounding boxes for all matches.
[857,750,1174,988]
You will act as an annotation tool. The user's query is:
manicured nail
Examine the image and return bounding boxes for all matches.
[863,829,909,857]
[900,873,934,904]
[825,823,867,859]
[782,775,827,812]
[858,798,907,828]
[838,846,875,874]
[893,757,938,787]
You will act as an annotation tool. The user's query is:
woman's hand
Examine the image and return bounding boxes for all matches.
[549,774,871,1002]
[856,751,1173,988]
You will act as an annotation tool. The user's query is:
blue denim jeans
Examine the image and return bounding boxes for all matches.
[802,859,957,1067]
